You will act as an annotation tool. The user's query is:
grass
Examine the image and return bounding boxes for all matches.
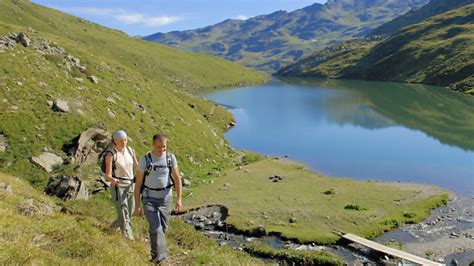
[185,158,447,244]
[245,242,343,266]
[0,172,262,265]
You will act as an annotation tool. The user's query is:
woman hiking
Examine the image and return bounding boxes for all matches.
[104,130,138,240]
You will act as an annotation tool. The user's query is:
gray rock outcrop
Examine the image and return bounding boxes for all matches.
[30,152,64,172]
[45,175,89,200]
[15,32,31,47]
[68,128,110,166]
[52,99,70,113]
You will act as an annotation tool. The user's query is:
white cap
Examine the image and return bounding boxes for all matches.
[113,130,127,141]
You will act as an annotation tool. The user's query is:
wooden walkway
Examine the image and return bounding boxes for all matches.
[341,233,443,266]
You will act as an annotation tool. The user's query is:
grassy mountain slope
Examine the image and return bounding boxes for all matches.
[277,37,383,78]
[0,0,266,262]
[0,0,266,188]
[0,173,261,265]
[370,0,474,36]
[145,0,428,71]
[278,4,474,94]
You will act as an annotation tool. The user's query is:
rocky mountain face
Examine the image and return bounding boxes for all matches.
[370,0,474,36]
[145,0,428,71]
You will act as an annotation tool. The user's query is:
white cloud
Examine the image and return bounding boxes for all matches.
[235,15,249,20]
[55,6,181,27]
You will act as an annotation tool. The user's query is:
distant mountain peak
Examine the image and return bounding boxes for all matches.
[145,0,429,72]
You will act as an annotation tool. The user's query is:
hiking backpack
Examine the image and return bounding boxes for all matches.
[140,151,175,193]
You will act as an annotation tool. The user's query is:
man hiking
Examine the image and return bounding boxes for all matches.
[134,134,182,264]
[103,130,138,240]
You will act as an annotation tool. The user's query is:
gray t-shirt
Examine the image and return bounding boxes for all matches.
[138,152,177,198]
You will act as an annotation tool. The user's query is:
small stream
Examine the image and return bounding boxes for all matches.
[178,205,397,264]
[176,199,473,265]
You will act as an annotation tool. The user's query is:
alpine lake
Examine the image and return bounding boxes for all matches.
[203,78,474,195]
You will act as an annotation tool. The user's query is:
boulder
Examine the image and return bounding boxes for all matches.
[52,99,70,113]
[0,134,7,152]
[15,32,31,47]
[30,152,64,172]
[45,175,89,200]
[69,128,109,166]
[182,177,191,187]
[87,75,98,84]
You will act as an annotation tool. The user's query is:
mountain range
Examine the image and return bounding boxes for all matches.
[278,1,474,94]
[144,0,429,71]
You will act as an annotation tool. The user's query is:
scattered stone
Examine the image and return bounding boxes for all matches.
[87,75,98,84]
[74,77,84,83]
[0,134,7,152]
[182,178,191,187]
[15,32,31,47]
[16,198,55,216]
[0,182,12,193]
[219,183,231,190]
[45,175,89,200]
[108,109,116,119]
[133,102,146,114]
[256,226,266,236]
[229,120,237,127]
[38,81,47,87]
[52,99,70,113]
[30,152,64,172]
[188,103,196,108]
[289,217,297,223]
[105,97,116,104]
[195,222,205,230]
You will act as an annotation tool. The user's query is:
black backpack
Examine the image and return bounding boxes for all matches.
[140,151,175,193]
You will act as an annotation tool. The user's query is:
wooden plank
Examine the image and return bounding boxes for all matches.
[342,233,442,266]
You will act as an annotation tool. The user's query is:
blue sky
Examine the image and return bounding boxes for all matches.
[32,0,325,36]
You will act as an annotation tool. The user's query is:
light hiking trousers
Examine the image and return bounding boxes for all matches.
[143,194,172,262]
[110,184,135,240]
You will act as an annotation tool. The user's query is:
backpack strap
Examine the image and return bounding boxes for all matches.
[140,152,153,194]
[166,152,175,187]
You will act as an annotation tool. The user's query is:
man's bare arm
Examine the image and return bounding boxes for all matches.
[171,167,182,212]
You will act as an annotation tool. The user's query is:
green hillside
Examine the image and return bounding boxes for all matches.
[370,0,474,36]
[277,37,383,78]
[0,0,266,187]
[145,0,428,71]
[0,0,266,262]
[278,4,474,94]
[0,173,261,265]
